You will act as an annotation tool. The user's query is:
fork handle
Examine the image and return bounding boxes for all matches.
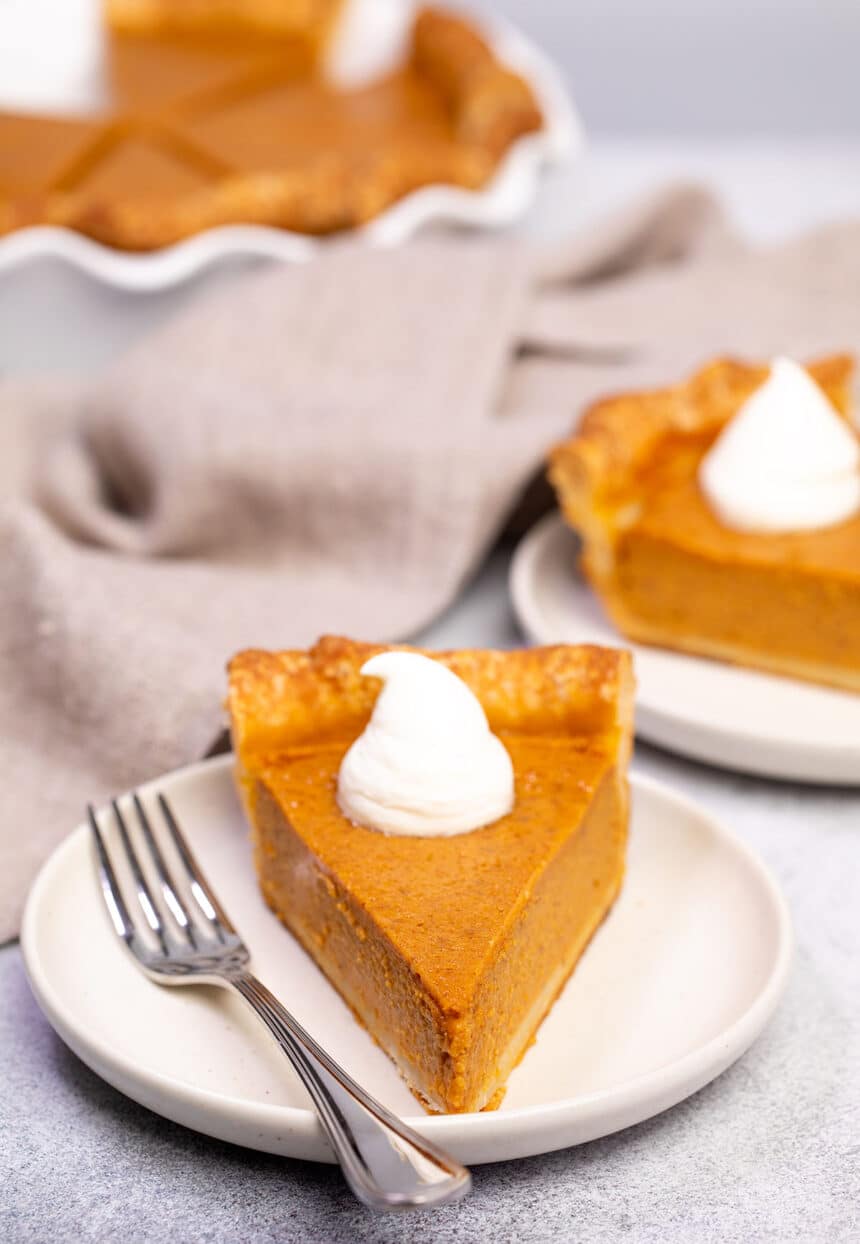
[227,971,471,1210]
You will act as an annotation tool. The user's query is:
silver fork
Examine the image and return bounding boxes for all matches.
[89,791,471,1211]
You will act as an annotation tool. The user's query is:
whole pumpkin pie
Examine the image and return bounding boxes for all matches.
[549,355,860,693]
[228,636,633,1114]
[0,6,542,248]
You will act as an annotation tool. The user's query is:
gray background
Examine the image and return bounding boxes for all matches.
[493,0,860,136]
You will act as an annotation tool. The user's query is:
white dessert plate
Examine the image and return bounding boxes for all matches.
[0,0,580,291]
[511,514,860,786]
[22,754,790,1165]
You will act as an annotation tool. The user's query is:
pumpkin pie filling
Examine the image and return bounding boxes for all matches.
[228,637,633,1114]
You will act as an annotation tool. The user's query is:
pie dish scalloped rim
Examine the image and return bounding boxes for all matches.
[0,0,581,291]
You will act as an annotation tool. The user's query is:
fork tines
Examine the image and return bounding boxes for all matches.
[89,792,236,958]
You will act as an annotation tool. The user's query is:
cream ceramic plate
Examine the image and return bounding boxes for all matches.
[22,755,790,1165]
[511,514,860,785]
[0,0,579,290]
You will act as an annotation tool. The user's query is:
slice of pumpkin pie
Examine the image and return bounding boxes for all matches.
[228,636,633,1113]
[549,355,860,691]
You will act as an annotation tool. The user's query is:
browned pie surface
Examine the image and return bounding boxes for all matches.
[0,115,104,198]
[103,33,290,112]
[105,0,344,38]
[0,7,542,247]
[174,70,481,180]
[631,416,860,577]
[256,735,618,1013]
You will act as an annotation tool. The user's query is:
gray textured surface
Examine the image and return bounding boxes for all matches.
[3,725,859,1243]
[2,145,860,1242]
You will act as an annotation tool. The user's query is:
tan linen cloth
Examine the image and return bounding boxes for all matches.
[3,184,860,941]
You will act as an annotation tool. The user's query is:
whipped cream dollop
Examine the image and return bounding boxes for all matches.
[337,652,515,837]
[699,357,860,533]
